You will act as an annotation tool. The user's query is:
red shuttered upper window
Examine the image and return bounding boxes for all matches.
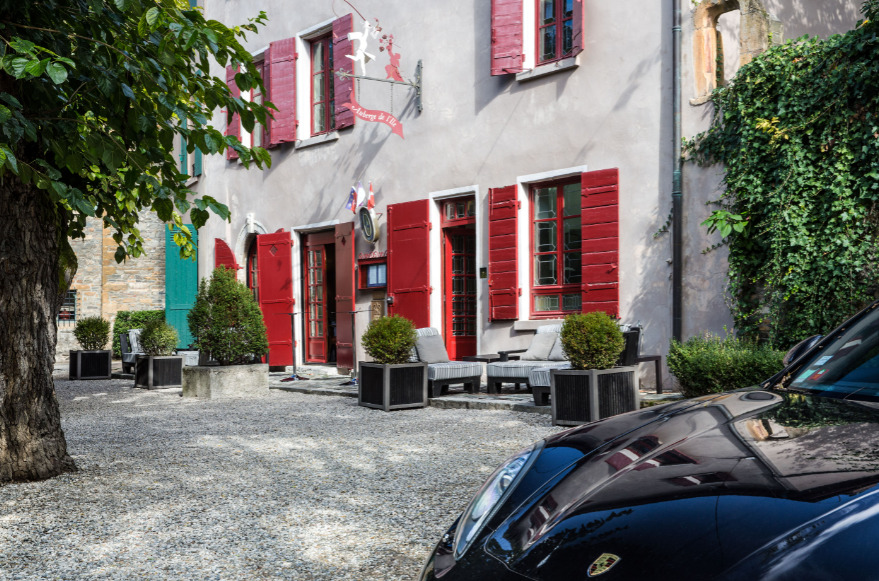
[491,0,585,76]
[310,34,335,136]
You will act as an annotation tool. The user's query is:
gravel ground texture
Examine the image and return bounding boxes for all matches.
[0,378,563,580]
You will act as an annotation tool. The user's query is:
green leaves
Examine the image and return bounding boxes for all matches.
[2,0,270,265]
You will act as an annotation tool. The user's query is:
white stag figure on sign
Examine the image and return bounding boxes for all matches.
[347,20,376,76]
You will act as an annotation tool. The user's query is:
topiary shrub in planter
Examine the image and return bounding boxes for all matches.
[667,333,785,399]
[358,315,427,411]
[135,319,183,389]
[69,316,112,380]
[182,267,270,399]
[551,312,638,426]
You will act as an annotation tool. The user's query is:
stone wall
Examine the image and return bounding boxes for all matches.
[56,212,166,362]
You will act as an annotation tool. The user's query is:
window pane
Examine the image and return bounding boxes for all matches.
[467,278,476,294]
[535,294,559,312]
[563,218,581,251]
[564,252,581,284]
[541,26,556,61]
[535,187,557,219]
[453,257,464,274]
[562,293,581,311]
[563,183,580,216]
[445,203,456,221]
[314,104,326,133]
[541,0,555,24]
[312,42,324,71]
[563,19,573,55]
[313,73,325,101]
[535,255,557,286]
[535,221,557,252]
[564,0,573,17]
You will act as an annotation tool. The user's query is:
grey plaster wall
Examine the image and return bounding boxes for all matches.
[194,0,861,384]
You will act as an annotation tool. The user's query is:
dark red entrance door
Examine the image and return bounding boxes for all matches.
[443,227,477,359]
[303,230,337,364]
[256,231,294,367]
[387,199,431,329]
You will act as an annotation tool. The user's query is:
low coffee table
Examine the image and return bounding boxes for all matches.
[462,353,501,363]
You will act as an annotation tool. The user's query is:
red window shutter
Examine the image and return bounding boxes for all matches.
[225,65,241,160]
[214,238,240,271]
[333,14,356,130]
[267,38,297,147]
[488,185,519,320]
[256,231,294,367]
[572,0,585,56]
[387,199,430,329]
[334,222,356,372]
[491,0,524,75]
[580,168,619,317]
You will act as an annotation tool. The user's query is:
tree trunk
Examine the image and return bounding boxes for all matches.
[0,180,77,481]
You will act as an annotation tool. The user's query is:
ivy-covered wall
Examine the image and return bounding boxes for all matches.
[686,0,879,347]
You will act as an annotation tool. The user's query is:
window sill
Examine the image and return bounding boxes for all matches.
[185,175,201,187]
[296,131,340,150]
[516,56,579,83]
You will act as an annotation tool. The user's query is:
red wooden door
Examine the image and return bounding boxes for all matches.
[443,227,476,359]
[334,222,355,372]
[304,245,328,363]
[387,199,431,329]
[256,231,294,367]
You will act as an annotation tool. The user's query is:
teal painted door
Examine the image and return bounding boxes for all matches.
[165,226,198,349]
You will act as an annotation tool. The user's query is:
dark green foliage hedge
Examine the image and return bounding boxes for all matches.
[685,2,879,347]
[361,315,417,365]
[112,310,165,357]
[187,267,269,366]
[667,334,785,398]
[139,319,179,357]
[560,312,624,370]
[72,316,110,351]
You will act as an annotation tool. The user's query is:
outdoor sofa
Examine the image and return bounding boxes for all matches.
[412,327,484,397]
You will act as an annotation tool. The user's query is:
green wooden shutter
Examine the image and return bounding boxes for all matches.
[179,117,188,174]
[193,146,202,176]
[165,226,199,349]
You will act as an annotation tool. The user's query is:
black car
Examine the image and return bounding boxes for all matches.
[420,302,879,580]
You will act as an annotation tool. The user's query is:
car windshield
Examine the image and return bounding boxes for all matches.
[789,306,879,400]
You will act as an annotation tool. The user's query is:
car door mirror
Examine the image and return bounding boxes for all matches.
[783,334,823,367]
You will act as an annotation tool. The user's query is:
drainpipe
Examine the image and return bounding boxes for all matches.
[672,0,683,342]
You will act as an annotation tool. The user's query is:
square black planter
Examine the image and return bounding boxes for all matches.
[135,355,183,389]
[550,366,639,426]
[69,350,112,380]
[358,362,428,411]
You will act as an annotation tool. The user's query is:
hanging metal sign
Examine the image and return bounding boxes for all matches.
[336,15,422,139]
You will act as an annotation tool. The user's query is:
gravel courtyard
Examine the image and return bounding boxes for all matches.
[0,378,562,580]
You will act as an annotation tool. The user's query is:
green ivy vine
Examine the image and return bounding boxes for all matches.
[685,1,879,348]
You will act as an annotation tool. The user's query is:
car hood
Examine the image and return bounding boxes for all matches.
[483,389,879,580]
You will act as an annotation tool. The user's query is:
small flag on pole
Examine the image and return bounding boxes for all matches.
[355,181,367,208]
[366,182,375,209]
[345,185,357,213]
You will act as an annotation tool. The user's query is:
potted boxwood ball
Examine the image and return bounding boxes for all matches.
[134,319,183,389]
[182,267,271,398]
[69,316,112,380]
[551,311,639,426]
[359,315,427,411]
